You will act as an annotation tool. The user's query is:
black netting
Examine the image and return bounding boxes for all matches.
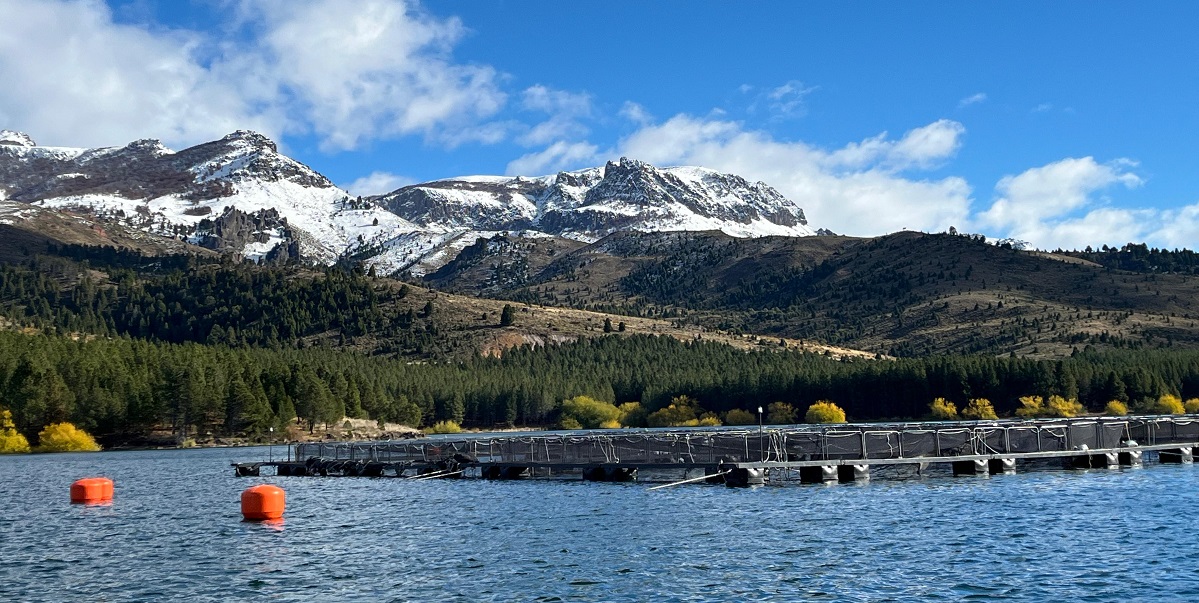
[900,431,937,457]
[290,417,1199,468]
[863,432,900,459]
[824,431,863,459]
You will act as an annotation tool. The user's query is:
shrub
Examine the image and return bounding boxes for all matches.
[696,415,722,427]
[1046,395,1085,418]
[962,398,998,420]
[767,402,797,425]
[1104,400,1128,416]
[646,404,695,427]
[36,423,101,452]
[0,410,30,454]
[724,409,757,425]
[426,420,463,434]
[560,396,622,429]
[1185,399,1199,414]
[1015,396,1043,418]
[598,419,622,429]
[647,395,703,427]
[929,398,958,420]
[1154,394,1185,415]
[560,417,583,430]
[805,401,846,424]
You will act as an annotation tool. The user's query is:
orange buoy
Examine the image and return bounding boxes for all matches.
[241,484,285,521]
[70,477,114,504]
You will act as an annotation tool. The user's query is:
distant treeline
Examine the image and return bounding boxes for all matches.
[3,330,1199,443]
[1065,243,1199,275]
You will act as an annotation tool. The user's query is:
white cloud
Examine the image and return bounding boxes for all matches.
[0,0,506,151]
[826,119,965,171]
[516,85,592,146]
[996,200,1199,251]
[1155,203,1199,249]
[619,101,652,126]
[506,140,599,176]
[243,0,506,151]
[0,0,285,148]
[344,171,416,197]
[614,115,971,235]
[958,92,987,107]
[976,157,1142,248]
[1033,103,1054,113]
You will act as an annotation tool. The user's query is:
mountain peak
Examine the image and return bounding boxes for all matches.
[0,130,36,147]
[220,130,278,153]
[380,159,816,240]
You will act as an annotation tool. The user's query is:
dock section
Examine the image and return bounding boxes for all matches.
[235,415,1199,486]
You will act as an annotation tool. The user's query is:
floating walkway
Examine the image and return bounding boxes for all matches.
[234,415,1199,487]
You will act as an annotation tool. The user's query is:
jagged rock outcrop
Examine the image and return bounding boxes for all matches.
[377,157,812,241]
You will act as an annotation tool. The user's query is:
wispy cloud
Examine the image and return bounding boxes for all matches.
[742,80,819,119]
[765,80,819,118]
[619,102,653,126]
[515,85,593,147]
[344,171,416,197]
[958,92,987,107]
[506,140,599,176]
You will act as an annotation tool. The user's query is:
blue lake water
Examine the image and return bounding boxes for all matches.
[2,446,1198,602]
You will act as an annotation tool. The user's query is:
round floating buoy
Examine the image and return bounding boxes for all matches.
[241,484,285,521]
[70,477,114,504]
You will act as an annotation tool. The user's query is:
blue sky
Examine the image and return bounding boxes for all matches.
[2,0,1198,250]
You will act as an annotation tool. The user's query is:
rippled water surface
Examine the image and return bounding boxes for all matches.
[3,447,1199,602]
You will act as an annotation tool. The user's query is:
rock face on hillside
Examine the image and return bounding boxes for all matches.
[379,157,813,241]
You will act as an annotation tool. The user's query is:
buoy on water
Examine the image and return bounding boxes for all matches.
[241,484,285,521]
[70,477,114,504]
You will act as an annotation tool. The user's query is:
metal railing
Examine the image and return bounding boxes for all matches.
[292,415,1199,467]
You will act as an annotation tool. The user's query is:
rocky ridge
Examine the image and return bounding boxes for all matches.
[0,131,818,274]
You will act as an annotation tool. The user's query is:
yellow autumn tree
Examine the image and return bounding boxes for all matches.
[929,398,958,420]
[1104,400,1128,416]
[961,398,998,420]
[560,396,622,429]
[1015,396,1045,418]
[646,395,721,427]
[1045,395,1085,418]
[36,423,101,452]
[426,420,463,434]
[1154,394,1185,415]
[1185,398,1199,414]
[0,410,31,454]
[805,401,846,424]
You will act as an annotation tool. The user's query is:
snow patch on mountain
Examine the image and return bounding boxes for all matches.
[378,157,814,242]
[0,131,36,147]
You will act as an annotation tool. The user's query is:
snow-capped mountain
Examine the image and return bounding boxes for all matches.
[0,131,818,275]
[379,157,814,240]
[0,130,417,264]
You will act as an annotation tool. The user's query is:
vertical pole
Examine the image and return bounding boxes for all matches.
[758,406,764,462]
[268,427,274,463]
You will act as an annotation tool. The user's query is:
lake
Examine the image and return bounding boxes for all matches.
[1,446,1197,602]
